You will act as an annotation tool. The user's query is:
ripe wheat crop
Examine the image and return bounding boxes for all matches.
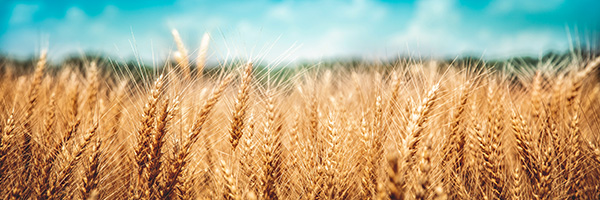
[1,32,599,199]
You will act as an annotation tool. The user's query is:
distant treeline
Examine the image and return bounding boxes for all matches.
[1,48,598,83]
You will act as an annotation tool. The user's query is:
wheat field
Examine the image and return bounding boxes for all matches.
[1,33,600,200]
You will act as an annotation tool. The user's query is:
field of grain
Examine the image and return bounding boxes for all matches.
[1,34,600,200]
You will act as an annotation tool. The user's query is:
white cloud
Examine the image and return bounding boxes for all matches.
[390,0,463,56]
[0,0,578,63]
[389,0,569,58]
[294,28,354,60]
[65,7,87,22]
[260,0,392,60]
[266,3,294,23]
[3,0,399,63]
[487,0,565,14]
[3,4,168,62]
[344,0,387,20]
[9,4,40,25]
[489,30,567,57]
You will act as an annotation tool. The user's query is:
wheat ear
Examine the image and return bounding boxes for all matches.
[145,96,178,199]
[0,111,16,178]
[171,29,191,81]
[221,159,239,200]
[230,62,253,150]
[38,94,80,199]
[261,90,283,200]
[239,111,258,191]
[132,75,165,199]
[47,123,98,200]
[161,74,233,199]
[196,32,210,78]
[85,61,99,114]
[442,81,470,167]
[414,145,433,200]
[81,138,102,199]
[13,50,47,199]
[371,96,386,199]
[566,112,583,199]
[42,92,57,143]
[511,112,543,199]
[485,84,505,200]
[360,113,375,199]
[23,49,47,175]
[405,83,440,165]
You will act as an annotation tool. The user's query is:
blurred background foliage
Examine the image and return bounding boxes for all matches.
[1,46,599,85]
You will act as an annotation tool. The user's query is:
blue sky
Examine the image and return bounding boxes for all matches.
[1,0,599,63]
